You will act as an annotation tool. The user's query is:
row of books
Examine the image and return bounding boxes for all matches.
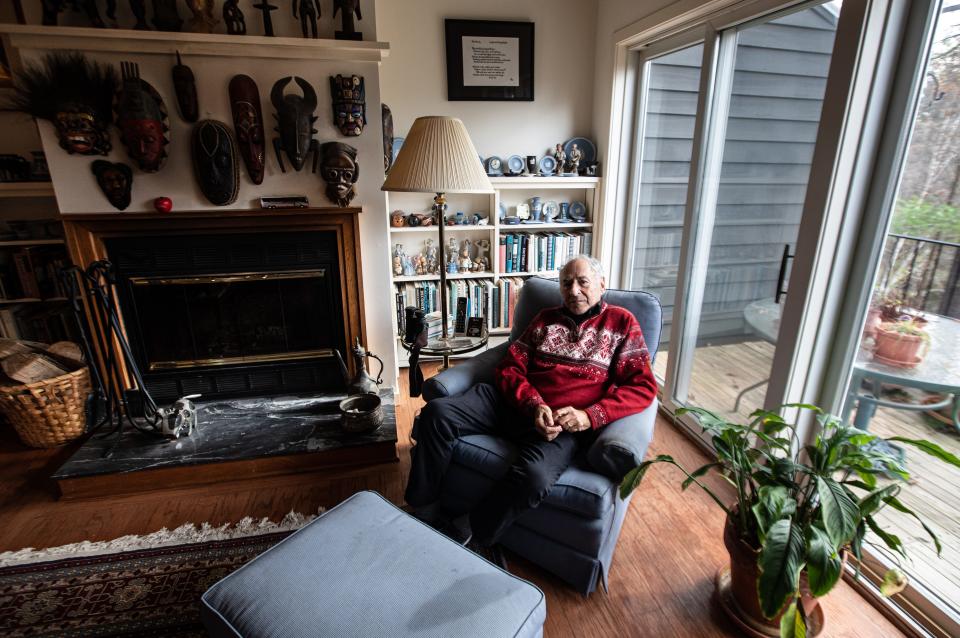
[499,232,592,274]
[0,305,79,343]
[394,277,528,335]
[0,247,70,300]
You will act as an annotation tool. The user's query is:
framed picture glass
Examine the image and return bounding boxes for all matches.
[444,19,534,101]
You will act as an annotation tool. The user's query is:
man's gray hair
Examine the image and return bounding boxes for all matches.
[560,254,605,280]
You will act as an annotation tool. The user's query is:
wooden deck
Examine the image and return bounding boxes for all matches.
[654,341,960,616]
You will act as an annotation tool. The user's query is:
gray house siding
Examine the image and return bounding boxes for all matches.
[632,8,838,346]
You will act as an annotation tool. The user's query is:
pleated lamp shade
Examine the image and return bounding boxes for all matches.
[382,116,493,194]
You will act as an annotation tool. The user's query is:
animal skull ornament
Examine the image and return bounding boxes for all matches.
[157,394,201,439]
[4,53,118,156]
[271,76,319,173]
[115,61,170,173]
[191,120,240,206]
[229,75,266,184]
[329,74,366,136]
[91,160,133,211]
[319,141,358,207]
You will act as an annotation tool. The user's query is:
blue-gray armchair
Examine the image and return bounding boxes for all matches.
[416,277,662,595]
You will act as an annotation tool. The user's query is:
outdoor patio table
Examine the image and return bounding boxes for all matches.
[842,313,960,434]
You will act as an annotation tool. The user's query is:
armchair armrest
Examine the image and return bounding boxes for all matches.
[586,398,658,481]
[422,342,510,401]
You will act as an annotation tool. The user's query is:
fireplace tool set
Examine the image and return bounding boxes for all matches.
[61,260,199,457]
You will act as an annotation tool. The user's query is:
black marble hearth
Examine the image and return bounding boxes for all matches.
[52,390,396,484]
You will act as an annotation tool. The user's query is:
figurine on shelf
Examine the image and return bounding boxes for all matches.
[3,53,117,156]
[271,77,319,173]
[569,143,583,175]
[319,142,359,207]
[459,239,473,273]
[130,0,149,29]
[187,0,219,32]
[334,0,363,40]
[474,239,490,272]
[402,253,415,277]
[390,210,406,227]
[392,243,406,277]
[412,253,426,276]
[446,237,459,273]
[293,0,321,39]
[554,143,566,174]
[41,0,110,28]
[254,0,278,36]
[223,0,246,34]
[153,0,184,31]
[424,239,438,275]
[330,74,366,136]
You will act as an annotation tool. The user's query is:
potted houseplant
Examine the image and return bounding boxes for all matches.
[873,317,929,368]
[620,404,960,637]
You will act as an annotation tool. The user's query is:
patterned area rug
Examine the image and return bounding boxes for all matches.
[0,513,320,637]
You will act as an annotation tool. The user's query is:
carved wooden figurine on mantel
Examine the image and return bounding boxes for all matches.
[222,0,246,34]
[253,0,279,36]
[293,0,321,38]
[333,0,362,40]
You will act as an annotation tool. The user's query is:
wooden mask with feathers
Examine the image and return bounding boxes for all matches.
[4,53,118,156]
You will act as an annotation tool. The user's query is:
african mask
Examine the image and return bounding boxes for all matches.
[116,61,170,173]
[91,160,133,211]
[3,53,117,156]
[172,52,199,123]
[191,120,240,206]
[382,103,394,172]
[271,77,319,173]
[229,75,266,184]
[329,74,365,136]
[319,142,358,207]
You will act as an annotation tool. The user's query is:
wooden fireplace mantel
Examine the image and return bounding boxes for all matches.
[60,207,367,389]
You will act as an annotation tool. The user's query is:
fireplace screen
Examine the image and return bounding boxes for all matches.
[129,270,337,370]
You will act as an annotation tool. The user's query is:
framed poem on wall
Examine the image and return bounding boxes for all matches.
[444,19,534,101]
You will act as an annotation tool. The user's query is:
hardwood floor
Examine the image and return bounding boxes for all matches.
[0,364,903,637]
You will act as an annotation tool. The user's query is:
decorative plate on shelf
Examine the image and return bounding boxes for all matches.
[569,201,587,222]
[485,156,503,176]
[562,137,597,165]
[538,155,557,175]
[516,202,530,220]
[543,201,558,221]
[506,155,525,175]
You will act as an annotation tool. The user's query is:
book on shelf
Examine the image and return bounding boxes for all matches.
[497,231,591,274]
[0,304,78,342]
[2,246,70,301]
[395,279,495,336]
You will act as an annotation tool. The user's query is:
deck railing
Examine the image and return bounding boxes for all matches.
[878,233,960,318]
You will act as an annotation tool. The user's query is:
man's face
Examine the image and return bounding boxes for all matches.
[561,259,605,315]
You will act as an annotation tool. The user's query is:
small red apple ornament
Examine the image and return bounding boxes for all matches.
[153,197,173,213]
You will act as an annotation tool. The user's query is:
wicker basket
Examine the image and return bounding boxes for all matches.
[0,367,91,448]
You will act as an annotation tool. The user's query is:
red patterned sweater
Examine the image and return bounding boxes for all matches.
[495,302,658,429]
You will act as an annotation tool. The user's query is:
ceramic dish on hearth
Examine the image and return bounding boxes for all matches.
[485,156,503,176]
[506,155,525,176]
[538,155,557,176]
[569,201,587,222]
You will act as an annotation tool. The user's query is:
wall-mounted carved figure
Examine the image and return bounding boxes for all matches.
[319,141,358,207]
[115,61,170,172]
[293,0,320,38]
[41,0,116,28]
[222,0,246,34]
[253,1,278,36]
[229,75,266,184]
[186,0,219,33]
[171,52,199,123]
[329,74,365,137]
[129,0,148,29]
[333,0,362,40]
[192,120,240,206]
[91,160,133,210]
[2,53,118,156]
[271,77,319,173]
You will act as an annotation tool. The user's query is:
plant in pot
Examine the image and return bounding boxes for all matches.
[873,317,929,368]
[620,404,960,637]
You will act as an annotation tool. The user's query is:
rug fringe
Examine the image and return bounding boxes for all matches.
[0,507,324,568]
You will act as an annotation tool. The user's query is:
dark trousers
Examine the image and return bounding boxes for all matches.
[405,383,597,545]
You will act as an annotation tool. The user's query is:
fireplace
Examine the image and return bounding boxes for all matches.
[106,231,348,402]
[61,208,366,404]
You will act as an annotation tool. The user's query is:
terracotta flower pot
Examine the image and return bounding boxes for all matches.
[721,517,822,637]
[863,308,882,340]
[874,324,928,368]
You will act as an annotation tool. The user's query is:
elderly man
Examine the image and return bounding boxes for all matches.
[405,255,658,547]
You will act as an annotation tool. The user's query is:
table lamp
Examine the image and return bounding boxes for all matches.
[382,116,493,347]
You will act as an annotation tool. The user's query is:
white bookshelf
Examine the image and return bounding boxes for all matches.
[386,176,601,370]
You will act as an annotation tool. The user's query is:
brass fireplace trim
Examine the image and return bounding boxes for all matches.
[129,269,326,286]
[149,348,336,371]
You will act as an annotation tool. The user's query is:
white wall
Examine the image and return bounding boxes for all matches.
[377,0,598,158]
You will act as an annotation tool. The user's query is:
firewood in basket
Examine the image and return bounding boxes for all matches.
[45,341,85,369]
[1,352,69,384]
[0,338,47,361]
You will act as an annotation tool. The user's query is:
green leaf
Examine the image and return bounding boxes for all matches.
[884,496,942,555]
[858,485,900,518]
[887,437,960,467]
[865,515,905,557]
[817,476,860,546]
[681,462,720,490]
[880,568,908,597]
[779,599,808,638]
[619,455,673,499]
[758,518,805,619]
[806,526,842,596]
[752,486,797,543]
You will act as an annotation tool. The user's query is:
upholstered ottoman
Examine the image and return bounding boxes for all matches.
[200,490,546,638]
